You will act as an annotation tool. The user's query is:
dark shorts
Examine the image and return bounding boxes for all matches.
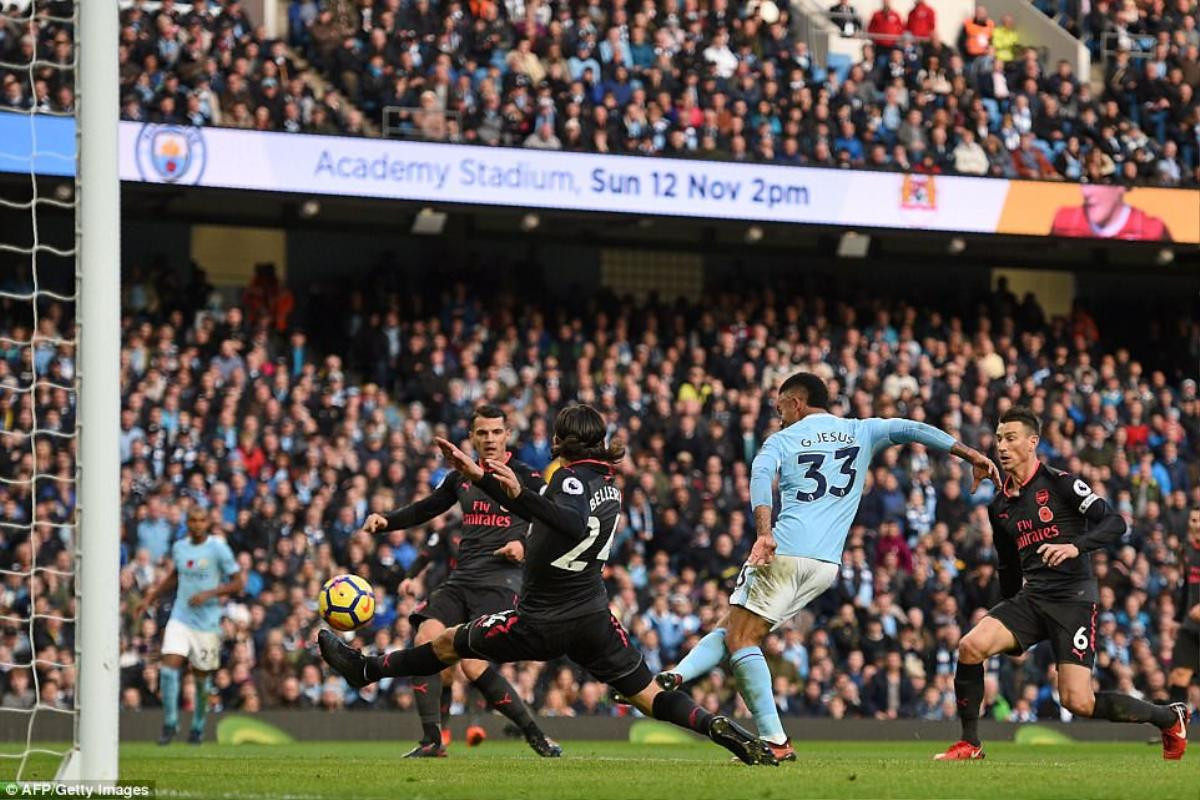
[453,609,652,697]
[989,592,1097,669]
[1173,628,1200,672]
[410,582,519,629]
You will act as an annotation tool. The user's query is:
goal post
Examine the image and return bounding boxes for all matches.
[70,0,121,783]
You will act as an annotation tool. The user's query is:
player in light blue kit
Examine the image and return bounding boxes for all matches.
[136,506,243,745]
[657,372,1000,761]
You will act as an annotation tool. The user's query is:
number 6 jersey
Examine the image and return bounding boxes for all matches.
[476,460,622,623]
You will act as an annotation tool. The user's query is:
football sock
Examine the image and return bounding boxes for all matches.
[160,665,180,730]
[441,684,453,717]
[412,674,443,743]
[1092,692,1178,728]
[473,666,537,733]
[367,643,449,682]
[673,628,727,683]
[730,646,786,745]
[953,661,984,746]
[652,689,714,736]
[1168,685,1188,704]
[190,674,211,735]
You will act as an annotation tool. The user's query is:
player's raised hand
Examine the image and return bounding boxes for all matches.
[485,459,522,498]
[969,453,1002,492]
[434,436,484,480]
[747,533,777,567]
[362,513,388,534]
[398,578,418,596]
[1037,542,1079,567]
[494,540,525,563]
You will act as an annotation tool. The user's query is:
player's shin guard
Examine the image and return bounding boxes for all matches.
[730,646,787,745]
[473,666,537,734]
[1092,692,1178,727]
[953,661,985,746]
[367,643,450,682]
[160,665,181,730]
[652,689,714,735]
[190,674,211,735]
[673,628,728,683]
[412,674,444,744]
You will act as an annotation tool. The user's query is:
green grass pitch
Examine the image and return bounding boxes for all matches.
[5,740,1198,799]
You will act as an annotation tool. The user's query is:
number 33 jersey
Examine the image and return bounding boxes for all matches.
[751,414,956,564]
[477,460,622,623]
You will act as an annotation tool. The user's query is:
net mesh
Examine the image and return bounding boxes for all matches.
[0,0,81,780]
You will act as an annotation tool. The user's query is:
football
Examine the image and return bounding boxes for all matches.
[318,575,375,631]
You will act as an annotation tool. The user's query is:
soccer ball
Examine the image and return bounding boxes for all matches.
[319,575,375,631]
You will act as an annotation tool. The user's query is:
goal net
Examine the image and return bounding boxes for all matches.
[0,0,119,783]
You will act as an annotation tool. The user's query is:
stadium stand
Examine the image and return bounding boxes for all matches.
[1,0,1195,184]
[1,260,1198,723]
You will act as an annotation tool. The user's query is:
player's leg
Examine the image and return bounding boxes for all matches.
[410,617,449,753]
[459,658,560,756]
[1168,628,1198,706]
[1049,603,1187,759]
[158,619,193,744]
[573,612,776,766]
[157,653,186,745]
[935,612,1023,760]
[659,613,728,688]
[623,674,776,765]
[187,669,213,744]
[725,606,787,750]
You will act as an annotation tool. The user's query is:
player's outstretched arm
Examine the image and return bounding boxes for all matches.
[748,440,781,567]
[875,418,1001,490]
[363,477,458,534]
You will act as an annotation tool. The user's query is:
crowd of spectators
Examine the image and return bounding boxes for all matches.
[2,257,1199,728]
[2,0,1198,184]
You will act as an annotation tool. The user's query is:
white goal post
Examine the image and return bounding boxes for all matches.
[59,0,121,783]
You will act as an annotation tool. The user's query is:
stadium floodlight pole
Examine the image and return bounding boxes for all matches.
[73,0,122,784]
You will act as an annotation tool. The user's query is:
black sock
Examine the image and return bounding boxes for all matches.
[954,662,985,746]
[441,684,453,717]
[473,666,537,732]
[652,689,714,736]
[1092,692,1178,728]
[412,674,443,743]
[366,643,449,682]
[1168,685,1188,705]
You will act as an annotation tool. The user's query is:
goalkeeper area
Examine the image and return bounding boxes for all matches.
[5,740,1199,800]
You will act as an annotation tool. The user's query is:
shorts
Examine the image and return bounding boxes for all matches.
[988,592,1097,669]
[729,555,839,630]
[1172,628,1200,672]
[454,609,652,697]
[410,582,519,629]
[162,619,221,671]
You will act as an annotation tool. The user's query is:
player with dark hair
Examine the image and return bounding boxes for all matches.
[657,371,1001,761]
[323,404,778,766]
[936,406,1189,760]
[360,404,558,758]
[1167,507,1200,710]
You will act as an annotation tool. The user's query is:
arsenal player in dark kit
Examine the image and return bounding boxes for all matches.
[936,407,1189,761]
[323,404,778,766]
[361,405,558,758]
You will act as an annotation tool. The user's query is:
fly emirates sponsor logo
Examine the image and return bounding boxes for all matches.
[462,499,512,527]
[1014,516,1061,550]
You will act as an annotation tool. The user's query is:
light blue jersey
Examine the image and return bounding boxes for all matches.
[750,415,956,563]
[169,535,238,633]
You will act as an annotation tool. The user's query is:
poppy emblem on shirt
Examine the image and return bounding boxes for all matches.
[186,560,194,568]
[1038,506,1054,523]
[1035,489,1049,505]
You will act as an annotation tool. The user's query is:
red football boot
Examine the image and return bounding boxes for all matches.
[1161,703,1188,761]
[933,740,985,761]
[766,739,796,762]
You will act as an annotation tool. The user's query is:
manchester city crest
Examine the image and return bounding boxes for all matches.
[134,124,207,184]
